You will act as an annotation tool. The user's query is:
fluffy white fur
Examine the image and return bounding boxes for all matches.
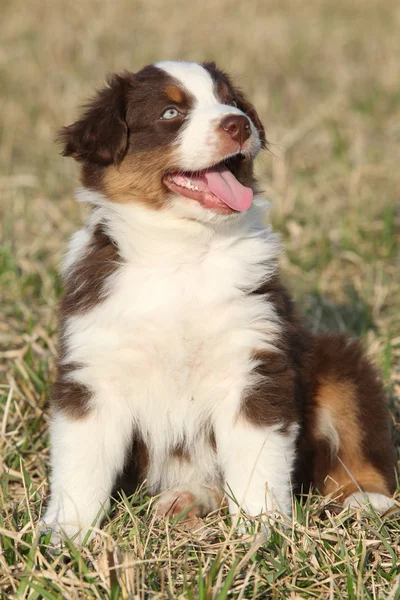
[43,62,299,543]
[43,193,292,541]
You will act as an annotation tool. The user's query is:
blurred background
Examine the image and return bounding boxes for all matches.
[0,0,399,497]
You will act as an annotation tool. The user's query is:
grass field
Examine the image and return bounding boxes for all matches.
[1,0,400,597]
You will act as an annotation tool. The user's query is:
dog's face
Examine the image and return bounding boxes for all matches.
[60,61,266,221]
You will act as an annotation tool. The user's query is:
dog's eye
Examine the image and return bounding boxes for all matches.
[160,108,181,120]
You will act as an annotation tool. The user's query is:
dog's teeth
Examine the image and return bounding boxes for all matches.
[178,177,200,192]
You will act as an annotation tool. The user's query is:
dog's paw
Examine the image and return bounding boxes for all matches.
[37,520,66,555]
[343,492,394,514]
[231,509,290,539]
[234,518,269,538]
[38,514,87,548]
[154,489,203,529]
[154,484,223,530]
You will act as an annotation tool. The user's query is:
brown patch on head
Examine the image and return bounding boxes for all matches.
[165,85,185,104]
[59,65,194,209]
[103,148,178,208]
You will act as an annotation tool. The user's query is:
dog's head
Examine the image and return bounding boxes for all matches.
[60,61,266,222]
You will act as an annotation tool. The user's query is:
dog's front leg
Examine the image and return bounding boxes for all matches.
[216,415,298,528]
[42,403,134,545]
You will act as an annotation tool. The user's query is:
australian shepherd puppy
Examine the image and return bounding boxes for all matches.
[42,61,396,543]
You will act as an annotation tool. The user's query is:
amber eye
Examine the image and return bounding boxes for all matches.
[160,108,181,120]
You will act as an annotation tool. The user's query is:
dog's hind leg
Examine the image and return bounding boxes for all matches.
[306,334,396,512]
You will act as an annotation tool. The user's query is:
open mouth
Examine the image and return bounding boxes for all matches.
[163,154,253,213]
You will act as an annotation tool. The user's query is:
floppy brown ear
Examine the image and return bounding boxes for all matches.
[58,73,132,165]
[233,88,267,149]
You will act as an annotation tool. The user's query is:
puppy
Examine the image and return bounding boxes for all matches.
[42,61,396,542]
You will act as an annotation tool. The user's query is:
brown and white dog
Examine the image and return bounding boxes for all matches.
[43,61,396,542]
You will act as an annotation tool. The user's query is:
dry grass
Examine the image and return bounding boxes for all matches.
[1,0,400,597]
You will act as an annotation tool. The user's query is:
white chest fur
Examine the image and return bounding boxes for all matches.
[62,194,281,489]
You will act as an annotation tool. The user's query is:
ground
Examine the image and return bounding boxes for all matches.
[0,0,399,598]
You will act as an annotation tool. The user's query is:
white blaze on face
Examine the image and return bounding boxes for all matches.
[156,61,261,171]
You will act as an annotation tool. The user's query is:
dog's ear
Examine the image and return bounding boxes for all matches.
[58,73,132,165]
[233,88,267,149]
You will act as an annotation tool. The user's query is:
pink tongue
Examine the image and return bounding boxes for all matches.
[204,165,253,211]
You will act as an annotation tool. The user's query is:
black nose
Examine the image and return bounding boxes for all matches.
[221,115,251,145]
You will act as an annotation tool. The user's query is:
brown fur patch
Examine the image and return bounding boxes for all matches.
[51,361,92,419]
[240,276,311,431]
[51,224,122,418]
[315,380,360,455]
[323,463,391,500]
[165,85,185,104]
[239,279,396,501]
[296,334,397,499]
[60,223,121,316]
[113,436,149,498]
[241,349,298,430]
[314,378,391,499]
[58,72,131,165]
[103,148,177,208]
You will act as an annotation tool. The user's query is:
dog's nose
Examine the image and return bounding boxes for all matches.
[221,115,251,145]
